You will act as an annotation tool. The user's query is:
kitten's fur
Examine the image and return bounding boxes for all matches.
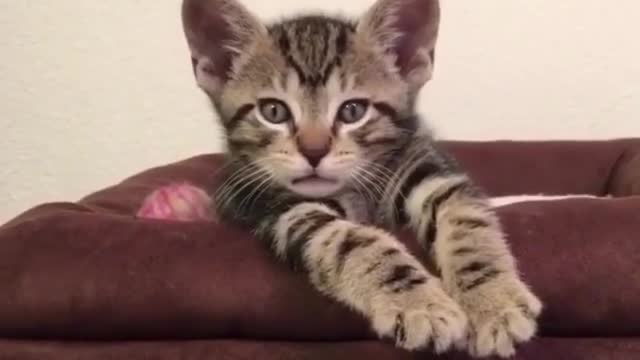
[180,0,541,357]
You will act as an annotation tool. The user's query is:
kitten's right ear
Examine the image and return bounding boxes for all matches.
[182,0,265,95]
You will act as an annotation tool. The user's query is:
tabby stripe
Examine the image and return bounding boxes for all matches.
[373,102,418,131]
[335,232,377,273]
[428,181,470,214]
[293,213,337,243]
[286,54,308,84]
[286,213,318,242]
[363,248,400,275]
[320,199,346,218]
[320,59,339,85]
[315,229,340,287]
[363,261,382,275]
[393,276,428,293]
[456,259,502,291]
[382,265,415,288]
[228,133,274,149]
[452,247,475,256]
[285,213,337,271]
[423,181,470,244]
[227,104,255,131]
[394,162,441,223]
[382,248,400,256]
[322,229,341,248]
[408,277,427,286]
[373,102,397,119]
[365,137,398,146]
[335,26,349,55]
[319,24,330,63]
[461,269,502,292]
[454,217,490,229]
[424,219,437,245]
[227,138,262,149]
[457,261,491,275]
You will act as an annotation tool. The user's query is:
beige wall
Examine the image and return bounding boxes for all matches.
[1,0,639,222]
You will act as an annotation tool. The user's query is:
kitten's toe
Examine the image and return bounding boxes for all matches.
[137,183,212,221]
[461,277,542,358]
[371,279,467,352]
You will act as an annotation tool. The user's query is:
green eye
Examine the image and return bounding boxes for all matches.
[338,99,370,124]
[258,98,291,124]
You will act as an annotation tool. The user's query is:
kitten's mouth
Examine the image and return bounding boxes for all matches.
[289,174,342,197]
[291,174,337,185]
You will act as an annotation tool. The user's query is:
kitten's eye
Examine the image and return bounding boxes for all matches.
[258,99,291,124]
[338,99,370,124]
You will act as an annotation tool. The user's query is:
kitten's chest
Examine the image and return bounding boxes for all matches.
[335,192,374,224]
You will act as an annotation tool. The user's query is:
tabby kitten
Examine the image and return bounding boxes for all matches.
[181,0,541,356]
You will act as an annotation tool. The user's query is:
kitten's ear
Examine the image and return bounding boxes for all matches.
[358,0,440,90]
[182,0,265,95]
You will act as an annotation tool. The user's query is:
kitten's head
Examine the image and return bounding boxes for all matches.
[183,0,439,198]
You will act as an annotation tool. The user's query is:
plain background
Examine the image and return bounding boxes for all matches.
[1,0,639,223]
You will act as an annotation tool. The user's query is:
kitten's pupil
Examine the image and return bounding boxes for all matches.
[259,99,291,124]
[339,99,369,124]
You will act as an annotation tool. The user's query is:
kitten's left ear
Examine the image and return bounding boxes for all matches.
[358,0,440,90]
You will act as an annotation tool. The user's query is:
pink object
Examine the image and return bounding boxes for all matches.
[137,183,212,221]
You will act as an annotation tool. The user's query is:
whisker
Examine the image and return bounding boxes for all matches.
[354,166,387,200]
[358,160,405,222]
[214,158,273,199]
[216,165,271,211]
[350,170,377,205]
[218,171,271,213]
[237,171,275,214]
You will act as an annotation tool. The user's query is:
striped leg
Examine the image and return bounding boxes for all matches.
[271,202,467,352]
[403,174,542,358]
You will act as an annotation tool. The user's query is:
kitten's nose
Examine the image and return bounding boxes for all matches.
[296,129,332,168]
[299,145,330,167]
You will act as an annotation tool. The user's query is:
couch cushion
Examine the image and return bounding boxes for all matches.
[1,140,639,341]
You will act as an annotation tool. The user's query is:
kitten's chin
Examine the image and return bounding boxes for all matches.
[287,176,344,198]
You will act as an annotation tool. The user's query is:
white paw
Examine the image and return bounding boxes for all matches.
[457,276,542,358]
[371,279,468,352]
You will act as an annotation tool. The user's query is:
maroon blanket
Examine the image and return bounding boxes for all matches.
[1,140,639,356]
[1,338,639,360]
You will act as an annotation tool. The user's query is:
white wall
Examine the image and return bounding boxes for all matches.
[1,0,639,223]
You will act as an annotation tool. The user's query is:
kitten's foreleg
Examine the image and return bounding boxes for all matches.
[402,172,542,358]
[268,202,467,352]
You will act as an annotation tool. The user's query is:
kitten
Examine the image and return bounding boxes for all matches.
[142,0,543,357]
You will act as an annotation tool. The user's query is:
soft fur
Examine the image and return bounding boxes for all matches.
[141,0,544,357]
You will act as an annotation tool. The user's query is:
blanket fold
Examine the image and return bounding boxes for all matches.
[1,198,639,340]
[1,140,639,343]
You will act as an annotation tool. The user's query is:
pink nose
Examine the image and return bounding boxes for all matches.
[298,143,330,167]
[296,128,332,167]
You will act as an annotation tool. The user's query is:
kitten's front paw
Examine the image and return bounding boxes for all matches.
[371,278,467,352]
[457,276,542,358]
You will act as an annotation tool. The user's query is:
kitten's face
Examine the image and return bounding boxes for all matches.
[218,18,413,198]
[183,0,439,198]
